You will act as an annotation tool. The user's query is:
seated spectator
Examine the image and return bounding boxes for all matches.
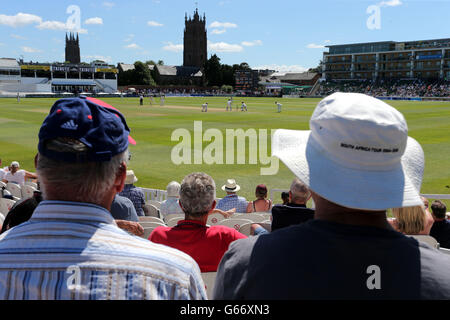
[430,200,450,249]
[0,192,42,234]
[389,205,434,235]
[159,181,184,217]
[246,184,272,213]
[213,92,450,300]
[0,97,205,300]
[2,161,37,185]
[216,179,248,213]
[150,172,247,272]
[110,194,139,222]
[271,178,315,232]
[119,170,147,217]
[281,191,290,205]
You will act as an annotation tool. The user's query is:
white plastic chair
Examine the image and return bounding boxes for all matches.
[142,227,157,239]
[206,213,225,226]
[236,213,268,223]
[139,221,166,229]
[144,204,160,218]
[219,218,253,231]
[201,272,217,299]
[409,235,439,249]
[439,247,450,255]
[0,198,16,215]
[6,183,22,199]
[164,213,185,224]
[21,184,37,200]
[147,200,161,209]
[238,222,253,236]
[0,181,7,189]
[25,181,38,189]
[167,216,184,227]
[139,216,165,224]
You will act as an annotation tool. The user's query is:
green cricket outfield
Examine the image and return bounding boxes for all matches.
[0,96,449,204]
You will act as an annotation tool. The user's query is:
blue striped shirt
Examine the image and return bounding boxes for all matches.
[0,200,206,300]
[216,194,248,213]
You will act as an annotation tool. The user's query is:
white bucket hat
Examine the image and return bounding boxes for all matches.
[222,179,241,193]
[272,92,424,211]
[125,170,138,184]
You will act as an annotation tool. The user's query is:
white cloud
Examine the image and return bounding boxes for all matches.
[211,29,226,35]
[306,43,325,49]
[379,0,402,7]
[124,34,135,42]
[125,43,140,49]
[254,64,309,73]
[208,41,243,53]
[209,21,237,29]
[147,20,163,27]
[241,40,263,47]
[85,17,103,25]
[0,13,42,27]
[37,20,88,34]
[102,1,115,8]
[83,55,112,63]
[162,42,183,52]
[11,34,27,40]
[22,46,42,53]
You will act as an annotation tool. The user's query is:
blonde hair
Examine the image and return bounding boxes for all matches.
[391,205,426,235]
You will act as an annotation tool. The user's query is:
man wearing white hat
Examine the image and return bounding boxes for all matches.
[216,179,248,214]
[213,92,450,299]
[119,170,147,217]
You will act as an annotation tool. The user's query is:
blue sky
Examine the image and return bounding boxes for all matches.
[1,0,449,72]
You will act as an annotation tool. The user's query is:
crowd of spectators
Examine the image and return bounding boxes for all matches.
[0,93,449,301]
[317,79,450,98]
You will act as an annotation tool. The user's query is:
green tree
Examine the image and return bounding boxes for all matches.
[204,54,223,87]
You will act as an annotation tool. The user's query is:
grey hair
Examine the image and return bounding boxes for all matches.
[37,142,128,205]
[179,172,216,217]
[290,178,311,204]
[166,181,181,197]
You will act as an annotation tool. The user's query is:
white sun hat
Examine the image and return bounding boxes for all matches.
[221,179,241,193]
[272,92,424,211]
[125,170,138,184]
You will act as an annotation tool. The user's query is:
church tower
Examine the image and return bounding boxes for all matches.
[183,9,207,68]
[65,32,80,64]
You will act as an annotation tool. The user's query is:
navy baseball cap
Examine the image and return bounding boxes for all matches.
[38,96,136,162]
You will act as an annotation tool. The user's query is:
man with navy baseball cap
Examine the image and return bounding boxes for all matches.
[213,92,450,300]
[0,96,206,300]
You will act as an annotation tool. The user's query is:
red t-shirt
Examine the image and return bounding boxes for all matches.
[149,220,247,272]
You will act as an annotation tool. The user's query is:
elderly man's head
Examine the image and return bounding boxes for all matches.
[166,181,181,198]
[179,173,216,218]
[289,178,311,204]
[36,97,135,208]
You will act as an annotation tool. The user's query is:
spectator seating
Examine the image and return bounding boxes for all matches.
[167,217,184,227]
[164,213,184,224]
[21,185,37,200]
[409,235,440,249]
[142,227,157,239]
[25,181,38,189]
[139,216,165,224]
[201,272,217,299]
[147,200,161,209]
[6,183,22,199]
[238,223,253,236]
[206,213,225,226]
[219,218,253,231]
[144,204,160,218]
[0,198,15,215]
[139,221,166,229]
[440,248,450,255]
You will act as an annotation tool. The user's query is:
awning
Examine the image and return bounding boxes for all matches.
[51,80,96,86]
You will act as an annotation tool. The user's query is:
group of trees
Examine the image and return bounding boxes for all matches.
[204,54,251,88]
[118,55,253,89]
[118,60,164,86]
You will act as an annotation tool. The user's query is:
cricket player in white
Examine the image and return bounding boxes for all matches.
[275,101,282,113]
[227,99,232,111]
[202,102,208,112]
[241,102,248,112]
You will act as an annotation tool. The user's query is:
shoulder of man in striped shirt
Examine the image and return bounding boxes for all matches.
[0,201,207,300]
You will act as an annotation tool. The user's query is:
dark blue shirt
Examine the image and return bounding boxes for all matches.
[110,194,138,222]
[430,219,450,249]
